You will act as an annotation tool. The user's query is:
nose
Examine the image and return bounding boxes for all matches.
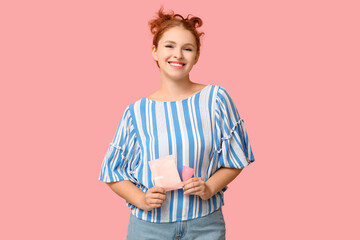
[174,47,183,59]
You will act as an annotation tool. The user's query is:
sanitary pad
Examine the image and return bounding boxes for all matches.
[149,155,195,191]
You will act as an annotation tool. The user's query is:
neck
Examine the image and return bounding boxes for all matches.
[158,73,195,98]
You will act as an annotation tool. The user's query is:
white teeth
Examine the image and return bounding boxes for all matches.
[169,62,184,67]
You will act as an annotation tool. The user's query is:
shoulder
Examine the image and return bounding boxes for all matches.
[118,103,136,126]
[211,84,231,101]
[214,85,239,115]
[208,84,228,93]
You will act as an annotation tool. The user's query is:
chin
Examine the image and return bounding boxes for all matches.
[165,73,189,81]
[170,75,188,81]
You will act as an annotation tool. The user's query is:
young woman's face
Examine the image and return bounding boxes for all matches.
[152,26,199,81]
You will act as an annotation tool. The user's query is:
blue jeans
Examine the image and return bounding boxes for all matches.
[127,208,226,240]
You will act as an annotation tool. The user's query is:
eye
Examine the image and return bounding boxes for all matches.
[165,45,173,48]
[184,48,193,51]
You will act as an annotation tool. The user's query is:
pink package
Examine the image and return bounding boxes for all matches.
[149,155,196,191]
[149,155,183,191]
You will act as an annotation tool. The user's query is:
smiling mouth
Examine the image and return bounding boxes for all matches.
[168,61,186,67]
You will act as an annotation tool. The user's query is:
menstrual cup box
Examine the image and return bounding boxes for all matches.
[149,155,195,191]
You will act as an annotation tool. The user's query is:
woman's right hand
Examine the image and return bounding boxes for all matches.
[141,186,167,211]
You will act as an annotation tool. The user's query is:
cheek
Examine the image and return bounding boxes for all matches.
[185,52,197,62]
[159,51,172,60]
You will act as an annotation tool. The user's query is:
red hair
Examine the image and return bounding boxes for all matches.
[148,7,204,53]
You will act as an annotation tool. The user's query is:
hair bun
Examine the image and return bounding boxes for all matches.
[186,16,203,29]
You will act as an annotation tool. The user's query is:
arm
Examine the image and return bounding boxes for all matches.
[106,180,166,211]
[183,167,243,200]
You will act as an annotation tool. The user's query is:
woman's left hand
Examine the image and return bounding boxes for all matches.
[183,177,213,200]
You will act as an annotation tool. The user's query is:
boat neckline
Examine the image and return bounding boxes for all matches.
[142,84,212,103]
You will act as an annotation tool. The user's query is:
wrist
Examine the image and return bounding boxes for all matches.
[205,182,215,200]
[137,192,148,211]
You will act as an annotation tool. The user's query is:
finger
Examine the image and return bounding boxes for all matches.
[184,186,203,195]
[182,182,194,191]
[148,193,167,200]
[183,181,202,191]
[182,179,192,185]
[149,203,162,209]
[184,177,204,186]
[150,186,166,194]
[148,198,165,204]
[183,178,196,184]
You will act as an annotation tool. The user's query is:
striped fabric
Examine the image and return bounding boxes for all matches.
[99,84,255,223]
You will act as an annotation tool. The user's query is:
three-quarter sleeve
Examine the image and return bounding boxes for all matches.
[214,87,255,169]
[99,106,140,183]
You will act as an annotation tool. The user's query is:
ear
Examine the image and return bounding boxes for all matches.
[152,45,158,61]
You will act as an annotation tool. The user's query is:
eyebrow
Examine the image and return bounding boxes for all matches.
[163,40,195,48]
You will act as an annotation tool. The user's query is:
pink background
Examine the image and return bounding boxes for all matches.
[1,0,359,239]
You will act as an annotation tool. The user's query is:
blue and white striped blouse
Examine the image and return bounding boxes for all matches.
[99,84,255,223]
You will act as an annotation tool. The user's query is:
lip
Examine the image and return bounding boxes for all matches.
[169,61,185,65]
[168,61,186,69]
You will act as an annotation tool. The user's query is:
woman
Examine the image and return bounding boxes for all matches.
[99,7,255,240]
